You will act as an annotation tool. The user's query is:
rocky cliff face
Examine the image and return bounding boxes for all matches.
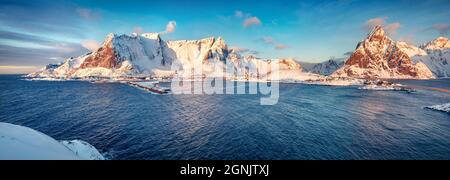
[332,26,435,79]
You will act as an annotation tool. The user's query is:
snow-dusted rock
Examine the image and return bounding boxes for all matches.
[332,26,435,79]
[357,80,415,92]
[303,77,365,86]
[359,85,397,91]
[421,37,450,50]
[60,140,105,160]
[0,122,104,160]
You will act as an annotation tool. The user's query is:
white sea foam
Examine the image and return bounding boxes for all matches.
[426,103,450,113]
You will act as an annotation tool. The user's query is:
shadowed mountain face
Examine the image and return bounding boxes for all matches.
[303,59,345,76]
[332,26,435,79]
[412,37,450,78]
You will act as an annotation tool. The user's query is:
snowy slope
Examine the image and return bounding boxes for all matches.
[164,37,230,77]
[60,140,105,160]
[413,37,450,78]
[305,59,345,75]
[0,122,104,160]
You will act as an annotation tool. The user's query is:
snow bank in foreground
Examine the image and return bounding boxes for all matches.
[0,122,104,160]
[60,140,105,160]
[426,103,450,113]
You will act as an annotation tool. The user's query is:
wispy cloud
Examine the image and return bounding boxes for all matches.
[76,8,102,21]
[0,30,88,66]
[0,30,86,53]
[384,22,401,36]
[0,44,87,66]
[133,26,144,35]
[0,30,55,45]
[229,46,262,56]
[243,17,262,28]
[229,46,249,53]
[364,17,386,30]
[275,44,288,50]
[234,10,262,28]
[0,1,87,38]
[363,17,401,36]
[257,36,288,50]
[0,65,41,74]
[433,23,450,36]
[261,36,274,44]
[398,34,415,44]
[235,10,244,18]
[81,40,100,52]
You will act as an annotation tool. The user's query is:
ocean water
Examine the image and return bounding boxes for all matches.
[0,75,449,160]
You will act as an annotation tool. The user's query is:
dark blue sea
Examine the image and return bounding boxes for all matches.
[0,75,449,160]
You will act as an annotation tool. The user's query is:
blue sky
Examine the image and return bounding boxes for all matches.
[0,0,449,73]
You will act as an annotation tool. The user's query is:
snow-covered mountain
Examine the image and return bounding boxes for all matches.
[31,33,179,78]
[332,26,435,79]
[0,122,104,160]
[29,33,305,80]
[412,37,450,78]
[304,58,345,75]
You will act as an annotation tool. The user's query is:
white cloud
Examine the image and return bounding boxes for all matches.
[161,21,177,34]
[81,40,100,52]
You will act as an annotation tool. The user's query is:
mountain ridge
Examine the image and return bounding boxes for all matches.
[28,32,306,80]
[29,27,449,80]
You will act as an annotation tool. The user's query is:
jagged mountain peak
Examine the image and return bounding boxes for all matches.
[104,33,117,44]
[332,26,435,79]
[33,33,305,79]
[414,37,450,77]
[368,25,387,39]
[166,36,227,50]
[421,37,450,50]
[304,58,345,76]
